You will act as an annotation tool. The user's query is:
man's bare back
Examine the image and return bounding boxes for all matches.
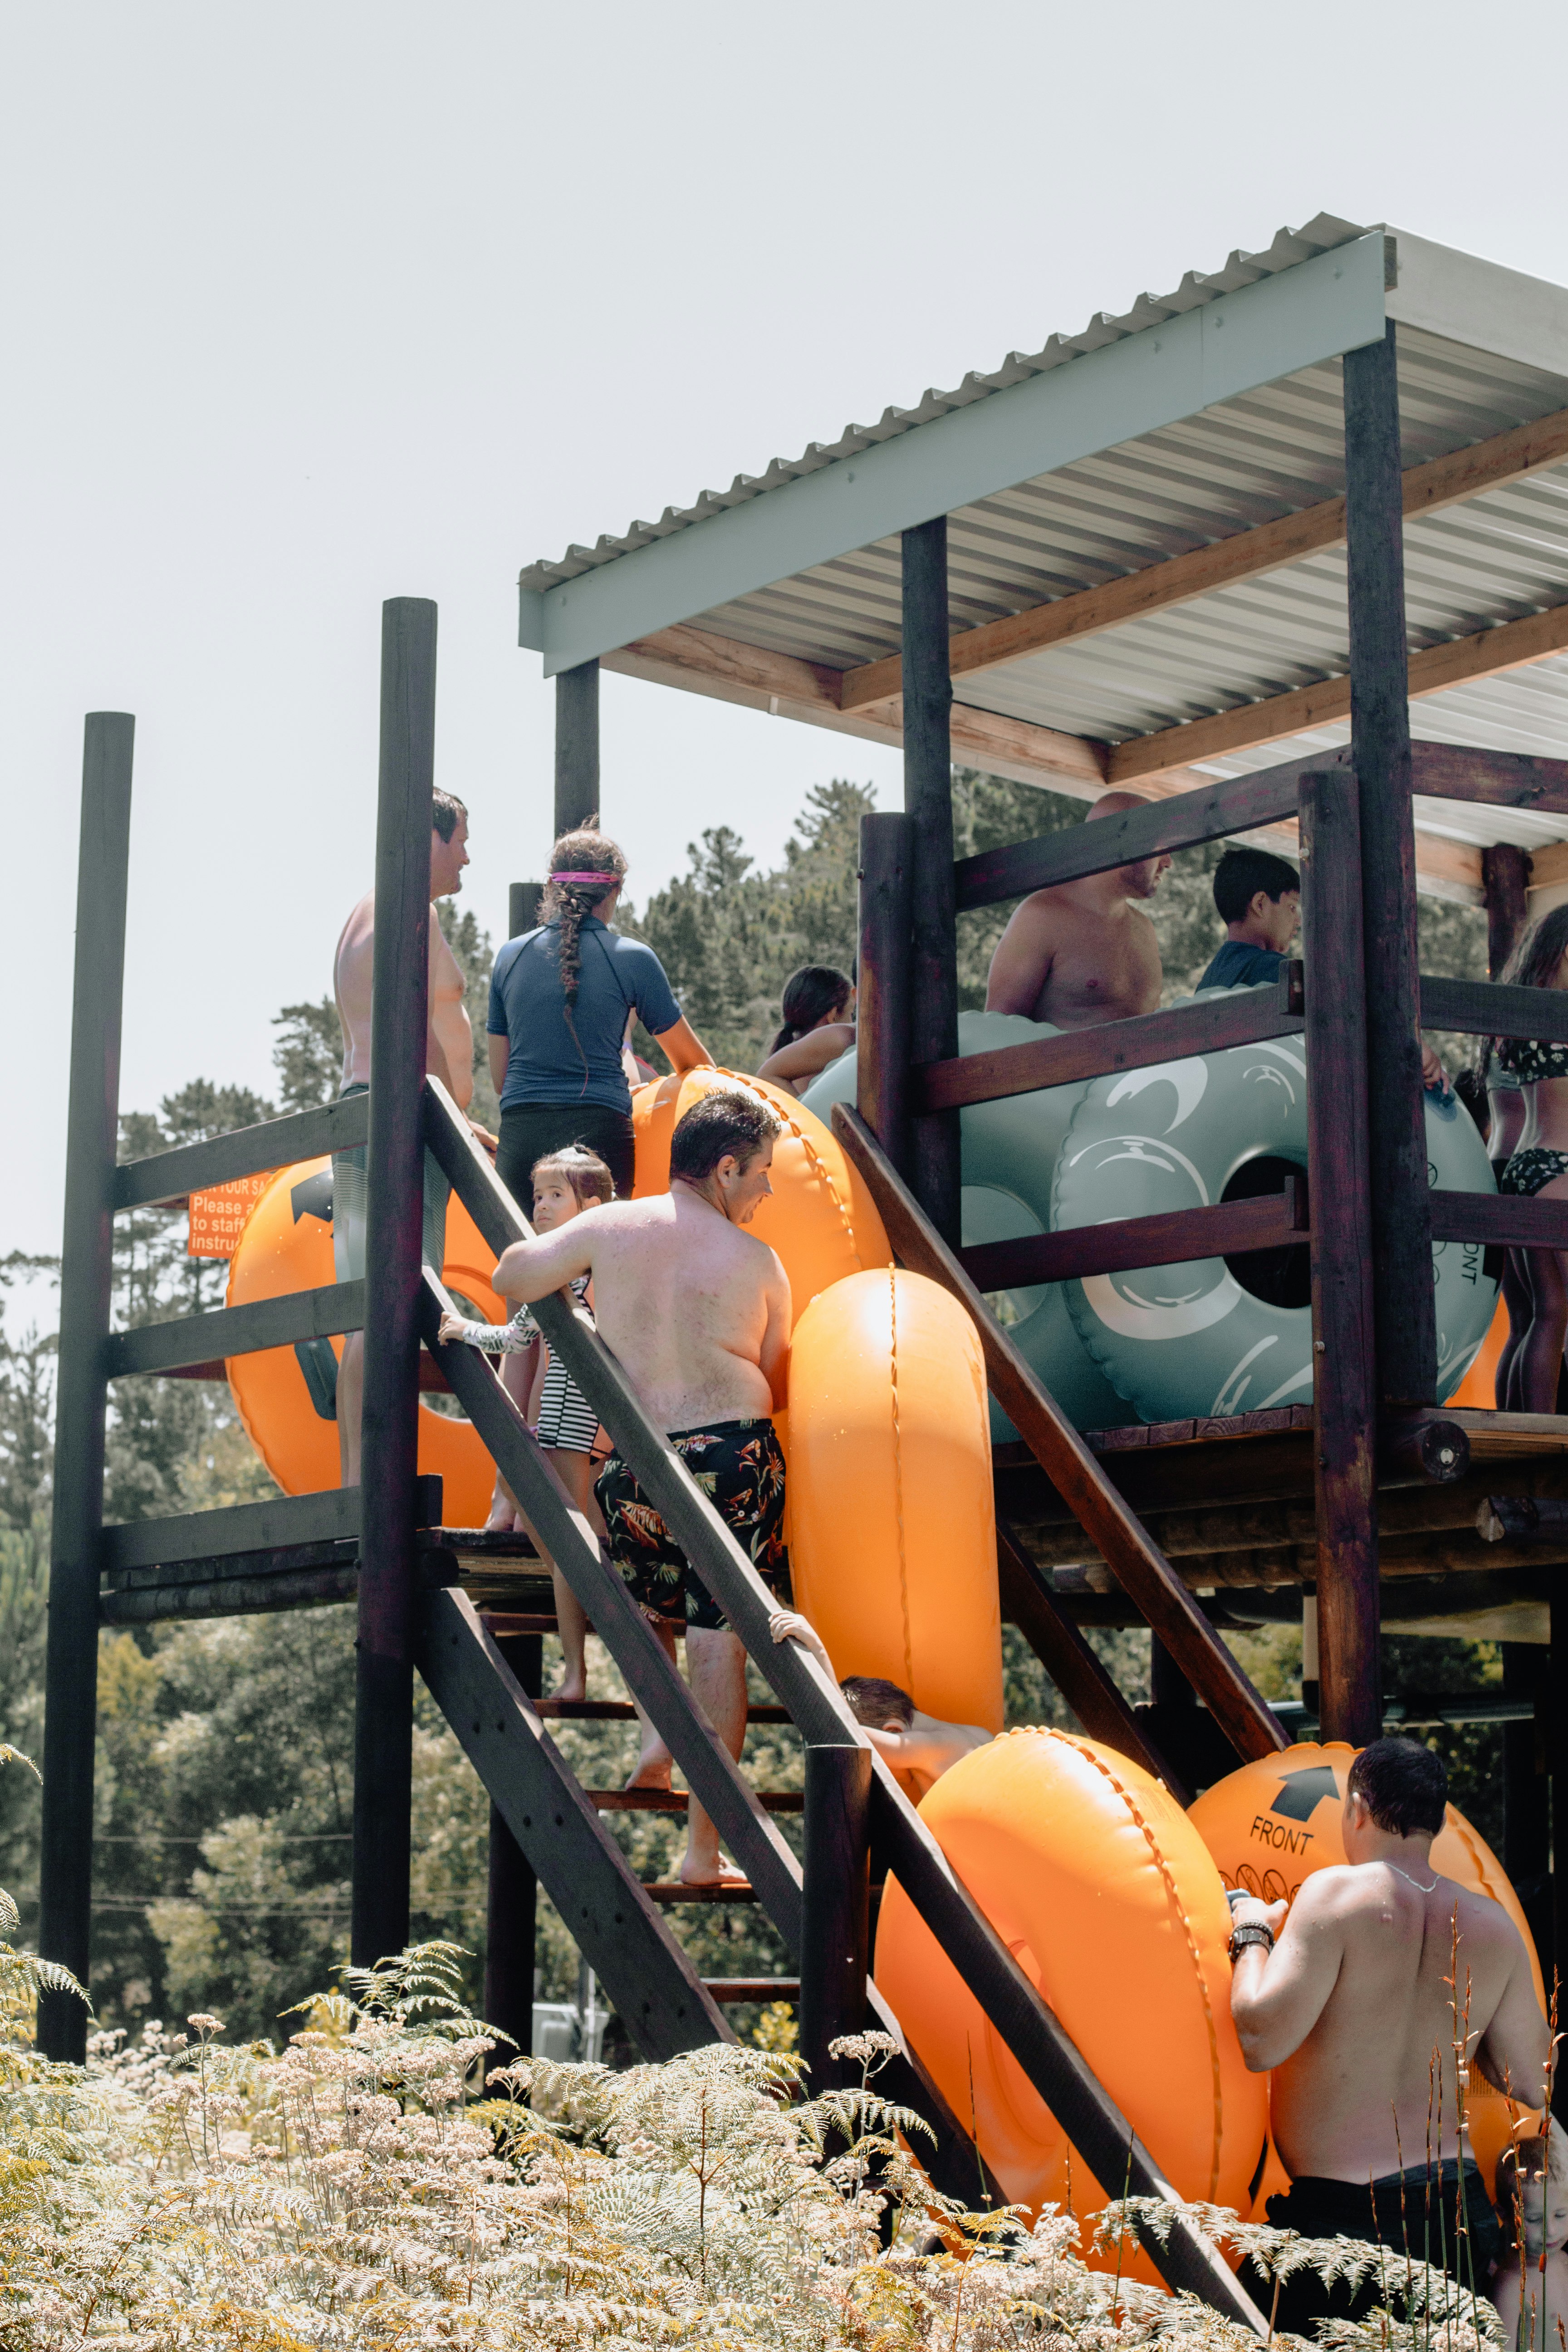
[334,804,475,1109]
[1230,1757,1546,2184]
[493,1162,791,1431]
[986,789,1169,1029]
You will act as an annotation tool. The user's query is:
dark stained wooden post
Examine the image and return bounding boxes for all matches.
[352,597,438,1968]
[902,518,961,1247]
[1483,843,1532,978]
[485,1630,543,2068]
[1343,325,1435,1406]
[1553,1595,1568,2101]
[856,811,913,1177]
[1300,768,1382,1745]
[37,713,135,2061]
[1502,1644,1548,1919]
[799,1741,872,2094]
[509,882,544,940]
[554,660,600,838]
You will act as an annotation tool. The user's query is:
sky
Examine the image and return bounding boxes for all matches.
[5,0,1568,1258]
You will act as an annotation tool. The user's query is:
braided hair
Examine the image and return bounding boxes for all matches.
[768,964,853,1058]
[538,824,629,1078]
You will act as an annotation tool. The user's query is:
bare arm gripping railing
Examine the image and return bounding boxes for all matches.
[422,1079,1267,2328]
[831,1100,1286,1766]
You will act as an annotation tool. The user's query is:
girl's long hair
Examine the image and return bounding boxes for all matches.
[1487,903,1568,1078]
[768,964,853,1058]
[539,824,629,1081]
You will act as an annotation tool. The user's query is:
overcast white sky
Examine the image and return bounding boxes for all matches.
[6,0,1568,1256]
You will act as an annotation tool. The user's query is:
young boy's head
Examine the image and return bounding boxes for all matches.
[841,1674,915,1732]
[1497,2134,1568,2253]
[1213,848,1301,953]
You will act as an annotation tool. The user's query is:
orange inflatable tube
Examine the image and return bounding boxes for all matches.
[876,1729,1268,2270]
[787,1267,1002,1733]
[1189,1742,1547,2195]
[225,1156,507,1527]
[632,1068,889,1324]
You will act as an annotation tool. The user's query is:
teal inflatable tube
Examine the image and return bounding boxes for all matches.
[1052,988,1499,1422]
[802,1013,1127,1436]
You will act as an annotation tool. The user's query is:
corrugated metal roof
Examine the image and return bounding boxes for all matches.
[519,214,1368,595]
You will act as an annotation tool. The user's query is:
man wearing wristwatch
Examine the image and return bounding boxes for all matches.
[1226,1738,1548,2334]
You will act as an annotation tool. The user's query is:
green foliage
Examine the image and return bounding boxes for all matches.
[0,1953,1492,2349]
[271,995,342,1112]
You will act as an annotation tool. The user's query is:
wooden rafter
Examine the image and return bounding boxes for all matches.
[838,403,1568,715]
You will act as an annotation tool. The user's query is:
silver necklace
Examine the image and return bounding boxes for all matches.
[1387,1862,1440,1894]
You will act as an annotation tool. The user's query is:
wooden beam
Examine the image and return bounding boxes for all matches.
[554,659,600,837]
[101,1485,361,1573]
[857,811,913,1176]
[831,1100,1287,1765]
[601,621,1109,791]
[1528,840,1568,893]
[960,1182,1305,1293]
[113,1093,369,1212]
[996,1523,1185,1797]
[904,517,961,1245]
[417,1587,734,2061]
[39,711,135,2063]
[799,1743,872,2094]
[1420,974,1568,1042]
[353,595,437,1971]
[1110,599,1568,784]
[839,402,1568,715]
[918,976,1301,1113]
[104,1280,365,1378]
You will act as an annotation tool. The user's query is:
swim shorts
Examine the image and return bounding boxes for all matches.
[595,1418,789,1631]
[331,1081,451,1281]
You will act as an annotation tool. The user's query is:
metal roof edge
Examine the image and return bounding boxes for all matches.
[1383,225,1568,382]
[524,230,1389,677]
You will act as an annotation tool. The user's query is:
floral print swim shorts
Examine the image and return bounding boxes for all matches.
[595,1417,789,1631]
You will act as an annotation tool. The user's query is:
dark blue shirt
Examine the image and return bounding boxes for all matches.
[1196,938,1285,991]
[487,918,682,1113]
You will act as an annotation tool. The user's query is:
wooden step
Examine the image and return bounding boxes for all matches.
[702,1978,799,2001]
[534,1697,790,1724]
[588,1788,801,1813]
[643,1880,758,1903]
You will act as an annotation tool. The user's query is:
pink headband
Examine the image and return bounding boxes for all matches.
[551,870,619,887]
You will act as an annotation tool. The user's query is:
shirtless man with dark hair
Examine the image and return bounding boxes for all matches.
[985,789,1170,1027]
[492,1088,791,1886]
[1228,1737,1548,2331]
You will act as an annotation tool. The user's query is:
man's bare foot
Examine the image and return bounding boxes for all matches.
[677,1855,750,1890]
[625,1758,673,1791]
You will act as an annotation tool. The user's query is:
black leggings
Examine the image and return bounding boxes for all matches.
[496,1102,637,1205]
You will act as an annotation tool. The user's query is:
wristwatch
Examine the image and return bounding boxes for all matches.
[1228,1921,1274,1961]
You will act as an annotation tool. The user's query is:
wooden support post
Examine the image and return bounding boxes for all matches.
[799,1742,871,2096]
[902,517,960,1246]
[1502,1644,1551,1972]
[1554,1596,1568,2096]
[1483,843,1533,979]
[38,712,135,2061]
[352,597,438,1968]
[485,1630,542,2067]
[1300,768,1382,1745]
[856,810,913,1176]
[554,659,600,838]
[508,881,544,940]
[1343,326,1435,1406]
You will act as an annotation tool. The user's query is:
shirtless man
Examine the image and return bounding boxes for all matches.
[333,788,476,1483]
[769,1609,989,1800]
[985,789,1169,1028]
[491,1088,791,1886]
[1229,1737,1546,2330]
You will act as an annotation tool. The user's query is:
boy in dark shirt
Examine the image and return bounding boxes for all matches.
[1196,846,1300,990]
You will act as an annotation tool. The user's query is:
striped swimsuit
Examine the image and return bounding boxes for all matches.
[453,1273,603,1456]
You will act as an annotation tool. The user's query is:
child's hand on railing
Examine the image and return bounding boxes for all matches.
[437,1308,469,1346]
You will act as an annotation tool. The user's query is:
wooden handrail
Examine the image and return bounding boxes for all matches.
[954,766,1301,910]
[962,1181,1306,1293]
[915,974,1301,1112]
[100,1485,361,1573]
[113,1093,370,1211]
[104,1280,365,1377]
[1420,974,1568,1044]
[1429,1195,1568,1249]
[832,1100,1287,1766]
[422,1078,1266,2323]
[995,1524,1186,1799]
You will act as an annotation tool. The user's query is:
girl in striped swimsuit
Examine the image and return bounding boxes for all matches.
[438,1146,611,1699]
